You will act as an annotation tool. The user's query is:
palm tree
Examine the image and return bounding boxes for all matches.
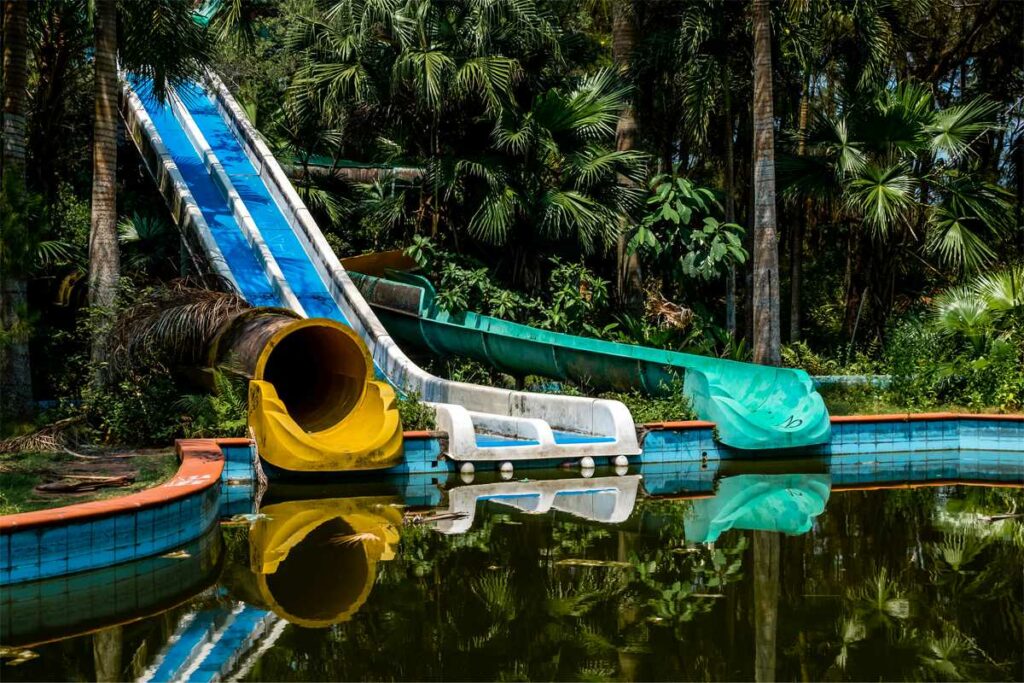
[751,0,781,366]
[753,531,780,682]
[287,0,559,240]
[1,0,28,175]
[778,0,902,341]
[92,625,122,681]
[461,69,646,285]
[87,0,214,386]
[610,0,642,302]
[87,0,120,385]
[780,83,1011,335]
[1,0,33,414]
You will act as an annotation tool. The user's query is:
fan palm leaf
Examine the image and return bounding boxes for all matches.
[973,265,1024,312]
[924,207,997,272]
[846,163,916,235]
[926,96,1002,160]
[930,285,993,350]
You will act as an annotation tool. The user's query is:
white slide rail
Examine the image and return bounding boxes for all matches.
[201,71,640,460]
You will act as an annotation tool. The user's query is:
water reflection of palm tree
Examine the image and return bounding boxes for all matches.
[92,625,122,682]
[753,531,779,683]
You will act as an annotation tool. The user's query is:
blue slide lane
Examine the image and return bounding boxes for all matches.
[176,83,344,320]
[190,606,273,682]
[131,78,278,307]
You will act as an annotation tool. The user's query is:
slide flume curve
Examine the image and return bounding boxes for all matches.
[348,266,831,450]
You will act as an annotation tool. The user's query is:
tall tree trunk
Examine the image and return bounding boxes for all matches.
[612,0,642,303]
[1,0,33,417]
[88,0,121,387]
[789,75,811,342]
[723,63,737,337]
[751,0,781,366]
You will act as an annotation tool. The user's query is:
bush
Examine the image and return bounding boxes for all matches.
[885,316,1024,411]
[84,366,185,445]
[600,376,695,424]
[176,371,248,438]
[397,392,437,431]
[781,340,878,376]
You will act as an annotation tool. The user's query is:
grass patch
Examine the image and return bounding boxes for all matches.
[0,450,180,516]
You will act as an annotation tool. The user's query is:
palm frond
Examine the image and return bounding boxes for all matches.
[454,56,519,112]
[930,285,994,346]
[925,207,997,272]
[973,265,1024,312]
[927,97,1003,160]
[468,186,520,244]
[846,163,916,236]
[108,280,250,378]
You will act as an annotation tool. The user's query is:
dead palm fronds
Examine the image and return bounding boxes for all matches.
[108,278,249,377]
[0,415,86,454]
[644,280,693,331]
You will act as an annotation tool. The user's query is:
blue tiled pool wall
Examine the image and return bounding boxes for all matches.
[640,418,1024,465]
[222,444,256,483]
[220,443,258,518]
[387,436,448,475]
[0,529,222,647]
[0,485,221,585]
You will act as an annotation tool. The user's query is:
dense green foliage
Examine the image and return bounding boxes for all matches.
[1,0,1022,440]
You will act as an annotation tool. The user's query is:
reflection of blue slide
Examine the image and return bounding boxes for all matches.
[684,474,831,543]
[140,603,280,683]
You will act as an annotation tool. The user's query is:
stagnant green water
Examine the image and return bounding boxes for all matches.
[2,469,1022,681]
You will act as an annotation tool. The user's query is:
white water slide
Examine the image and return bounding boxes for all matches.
[121,72,640,464]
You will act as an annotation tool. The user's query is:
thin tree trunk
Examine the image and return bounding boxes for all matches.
[1,0,33,417]
[723,63,737,337]
[88,0,121,387]
[789,76,811,342]
[751,0,781,366]
[612,0,642,303]
[2,0,28,176]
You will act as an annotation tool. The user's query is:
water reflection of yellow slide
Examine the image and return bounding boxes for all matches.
[249,497,401,627]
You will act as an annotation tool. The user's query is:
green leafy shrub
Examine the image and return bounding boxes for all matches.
[885,316,1024,411]
[600,376,695,424]
[537,258,617,338]
[397,391,437,431]
[176,371,249,438]
[84,366,184,445]
[781,341,878,376]
[627,171,747,286]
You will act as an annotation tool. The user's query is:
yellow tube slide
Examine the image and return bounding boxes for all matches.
[213,311,403,472]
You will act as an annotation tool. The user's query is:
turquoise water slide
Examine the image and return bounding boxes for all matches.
[350,270,831,450]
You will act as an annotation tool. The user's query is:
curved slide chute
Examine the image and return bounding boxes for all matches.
[348,266,831,450]
[121,71,639,466]
[210,311,403,472]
